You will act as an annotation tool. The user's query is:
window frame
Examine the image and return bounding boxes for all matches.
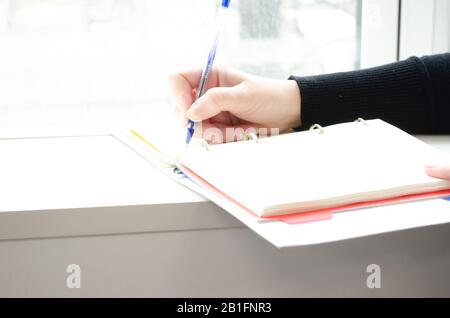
[360,0,400,68]
[360,0,450,68]
[399,0,450,60]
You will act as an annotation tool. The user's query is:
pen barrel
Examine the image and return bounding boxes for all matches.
[196,3,229,99]
[221,0,231,8]
[196,39,218,99]
[186,0,231,144]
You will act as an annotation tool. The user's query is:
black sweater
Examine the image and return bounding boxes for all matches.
[289,53,450,134]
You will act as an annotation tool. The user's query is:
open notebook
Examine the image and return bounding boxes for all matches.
[115,119,450,225]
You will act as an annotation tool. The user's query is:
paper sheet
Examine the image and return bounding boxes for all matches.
[256,199,450,247]
[179,120,450,217]
[114,129,450,248]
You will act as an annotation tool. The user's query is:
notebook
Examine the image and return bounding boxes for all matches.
[115,118,450,224]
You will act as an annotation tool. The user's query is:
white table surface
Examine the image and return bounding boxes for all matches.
[0,132,449,297]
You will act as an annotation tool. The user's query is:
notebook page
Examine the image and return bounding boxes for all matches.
[180,119,450,217]
[114,116,187,166]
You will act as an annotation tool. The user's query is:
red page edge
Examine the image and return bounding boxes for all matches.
[179,164,450,225]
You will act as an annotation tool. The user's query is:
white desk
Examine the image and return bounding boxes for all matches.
[0,133,449,297]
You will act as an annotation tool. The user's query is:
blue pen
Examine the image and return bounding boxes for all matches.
[186,0,231,144]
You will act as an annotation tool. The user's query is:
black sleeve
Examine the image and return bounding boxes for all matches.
[289,53,450,134]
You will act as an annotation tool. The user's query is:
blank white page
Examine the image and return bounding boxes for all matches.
[180,120,450,217]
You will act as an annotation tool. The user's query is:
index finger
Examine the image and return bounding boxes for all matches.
[168,70,202,115]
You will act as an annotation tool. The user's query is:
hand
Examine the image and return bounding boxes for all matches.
[425,161,450,181]
[168,67,301,143]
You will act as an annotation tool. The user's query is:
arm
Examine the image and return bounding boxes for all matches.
[169,54,450,180]
[290,53,450,134]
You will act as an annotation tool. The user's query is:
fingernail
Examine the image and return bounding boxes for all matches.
[186,109,201,122]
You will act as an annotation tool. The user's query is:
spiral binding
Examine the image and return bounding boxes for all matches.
[190,138,211,151]
[355,118,368,125]
[196,119,369,151]
[244,132,259,143]
[309,118,369,134]
[199,138,211,151]
[309,124,325,134]
[196,131,260,151]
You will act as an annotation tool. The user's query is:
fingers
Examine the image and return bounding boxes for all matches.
[198,122,262,144]
[187,86,241,122]
[168,70,202,124]
[168,69,203,93]
[424,163,450,181]
[169,69,224,124]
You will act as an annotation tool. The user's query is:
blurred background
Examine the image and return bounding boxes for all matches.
[0,0,447,131]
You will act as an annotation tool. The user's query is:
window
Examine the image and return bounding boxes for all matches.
[399,0,450,60]
[0,0,446,130]
[230,0,362,76]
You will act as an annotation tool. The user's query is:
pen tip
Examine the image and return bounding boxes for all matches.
[186,127,195,144]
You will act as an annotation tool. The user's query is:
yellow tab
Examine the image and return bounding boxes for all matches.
[130,129,162,154]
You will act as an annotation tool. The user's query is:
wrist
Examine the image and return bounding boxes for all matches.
[285,79,301,129]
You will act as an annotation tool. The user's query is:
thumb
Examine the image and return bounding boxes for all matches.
[187,86,241,121]
[424,162,450,180]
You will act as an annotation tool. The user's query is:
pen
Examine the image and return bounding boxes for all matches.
[186,0,231,144]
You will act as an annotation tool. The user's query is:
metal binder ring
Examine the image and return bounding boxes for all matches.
[244,132,259,143]
[355,118,368,125]
[309,124,325,134]
[197,138,210,151]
